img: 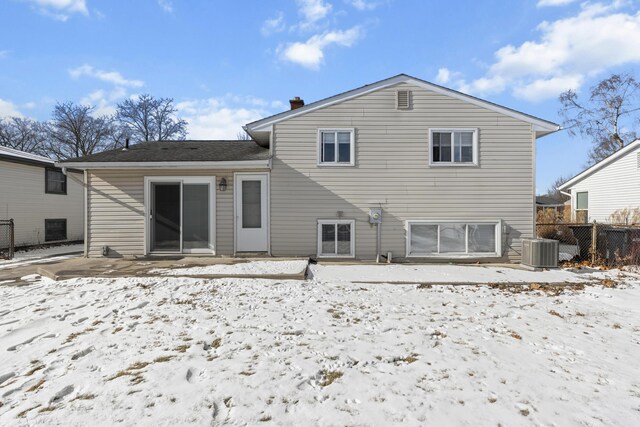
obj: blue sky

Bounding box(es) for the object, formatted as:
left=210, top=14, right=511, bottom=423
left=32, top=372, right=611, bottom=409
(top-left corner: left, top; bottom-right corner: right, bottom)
left=1, top=0, right=639, bottom=193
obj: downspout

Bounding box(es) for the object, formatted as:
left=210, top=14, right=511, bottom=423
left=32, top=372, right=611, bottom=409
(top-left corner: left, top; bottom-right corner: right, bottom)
left=83, top=169, right=88, bottom=258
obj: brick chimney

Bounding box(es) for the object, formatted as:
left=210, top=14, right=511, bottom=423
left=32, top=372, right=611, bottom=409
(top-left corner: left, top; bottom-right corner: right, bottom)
left=289, top=96, right=304, bottom=110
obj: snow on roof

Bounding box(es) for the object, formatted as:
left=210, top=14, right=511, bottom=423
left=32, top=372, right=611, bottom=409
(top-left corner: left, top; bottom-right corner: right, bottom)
left=0, top=145, right=55, bottom=166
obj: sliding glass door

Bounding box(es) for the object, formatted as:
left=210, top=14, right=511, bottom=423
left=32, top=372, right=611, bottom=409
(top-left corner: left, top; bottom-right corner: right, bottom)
left=147, top=177, right=215, bottom=254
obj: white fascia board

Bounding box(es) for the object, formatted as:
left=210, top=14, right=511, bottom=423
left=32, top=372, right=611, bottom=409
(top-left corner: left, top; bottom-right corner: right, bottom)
left=246, top=74, right=560, bottom=133
left=558, top=139, right=640, bottom=191
left=55, top=159, right=272, bottom=170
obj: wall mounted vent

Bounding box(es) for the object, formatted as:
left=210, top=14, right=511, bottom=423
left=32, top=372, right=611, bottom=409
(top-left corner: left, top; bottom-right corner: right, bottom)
left=396, top=90, right=411, bottom=109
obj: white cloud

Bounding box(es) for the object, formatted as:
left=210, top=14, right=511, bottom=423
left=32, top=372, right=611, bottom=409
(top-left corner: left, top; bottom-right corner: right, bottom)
left=79, top=88, right=130, bottom=116
left=0, top=99, right=24, bottom=118
left=448, top=2, right=640, bottom=101
left=22, top=0, right=88, bottom=21
left=435, top=67, right=463, bottom=85
left=280, top=26, right=362, bottom=69
left=261, top=12, right=285, bottom=36
left=157, top=0, right=173, bottom=13
left=512, top=75, right=584, bottom=102
left=176, top=96, right=280, bottom=140
left=296, top=0, right=332, bottom=30
left=347, top=0, right=379, bottom=10
left=537, top=0, right=577, bottom=6
left=69, top=64, right=144, bottom=88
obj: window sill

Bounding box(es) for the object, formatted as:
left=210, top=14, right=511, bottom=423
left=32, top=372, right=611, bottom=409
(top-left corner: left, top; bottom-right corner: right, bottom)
left=45, top=191, right=67, bottom=195
left=407, top=252, right=499, bottom=258
left=428, top=163, right=478, bottom=168
left=316, top=163, right=356, bottom=167
left=317, top=254, right=355, bottom=258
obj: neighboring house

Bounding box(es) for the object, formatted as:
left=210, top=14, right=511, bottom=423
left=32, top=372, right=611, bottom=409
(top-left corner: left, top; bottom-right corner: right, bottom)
left=559, top=139, right=640, bottom=224
left=0, top=146, right=84, bottom=247
left=58, top=74, right=560, bottom=262
left=535, top=195, right=566, bottom=217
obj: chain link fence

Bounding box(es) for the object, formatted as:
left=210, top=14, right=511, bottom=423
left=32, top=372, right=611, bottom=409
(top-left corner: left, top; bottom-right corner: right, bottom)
left=0, top=219, right=15, bottom=260
left=536, top=222, right=640, bottom=266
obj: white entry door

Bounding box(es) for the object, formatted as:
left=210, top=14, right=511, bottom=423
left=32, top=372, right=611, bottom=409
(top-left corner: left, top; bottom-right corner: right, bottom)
left=235, top=173, right=269, bottom=252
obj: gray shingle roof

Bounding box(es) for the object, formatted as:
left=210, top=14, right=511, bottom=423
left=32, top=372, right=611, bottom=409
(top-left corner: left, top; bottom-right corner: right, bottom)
left=63, top=140, right=270, bottom=163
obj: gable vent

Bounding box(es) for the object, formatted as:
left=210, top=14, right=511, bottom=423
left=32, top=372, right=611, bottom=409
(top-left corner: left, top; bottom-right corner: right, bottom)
left=396, top=90, right=411, bottom=109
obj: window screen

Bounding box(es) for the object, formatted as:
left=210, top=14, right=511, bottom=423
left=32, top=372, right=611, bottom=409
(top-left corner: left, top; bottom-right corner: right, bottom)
left=319, top=221, right=353, bottom=256
left=242, top=181, right=262, bottom=228
left=410, top=224, right=438, bottom=253
left=432, top=130, right=475, bottom=164
left=45, top=168, right=67, bottom=194
left=45, top=219, right=67, bottom=242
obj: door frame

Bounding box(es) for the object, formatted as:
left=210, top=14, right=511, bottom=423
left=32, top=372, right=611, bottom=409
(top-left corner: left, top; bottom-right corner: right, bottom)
left=233, top=172, right=270, bottom=255
left=143, top=176, right=216, bottom=255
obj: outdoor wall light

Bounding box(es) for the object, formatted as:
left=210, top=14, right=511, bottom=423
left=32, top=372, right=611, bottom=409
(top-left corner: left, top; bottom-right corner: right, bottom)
left=218, top=178, right=227, bottom=192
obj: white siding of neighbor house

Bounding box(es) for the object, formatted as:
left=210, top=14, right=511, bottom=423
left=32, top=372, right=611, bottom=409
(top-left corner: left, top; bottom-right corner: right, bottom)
left=86, top=168, right=267, bottom=257
left=567, top=145, right=640, bottom=223
left=270, top=82, right=536, bottom=262
left=0, top=160, right=84, bottom=246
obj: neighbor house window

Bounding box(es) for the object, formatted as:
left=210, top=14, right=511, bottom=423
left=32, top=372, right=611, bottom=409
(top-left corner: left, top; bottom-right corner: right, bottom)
left=317, top=219, right=355, bottom=257
left=45, top=219, right=67, bottom=242
left=45, top=168, right=67, bottom=194
left=575, top=191, right=588, bottom=223
left=407, top=221, right=501, bottom=257
left=429, top=129, right=478, bottom=165
left=318, top=129, right=355, bottom=166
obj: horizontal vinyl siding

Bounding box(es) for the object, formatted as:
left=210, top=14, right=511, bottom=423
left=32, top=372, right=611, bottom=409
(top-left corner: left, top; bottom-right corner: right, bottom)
left=271, top=82, right=535, bottom=262
left=87, top=168, right=267, bottom=257
left=568, top=146, right=640, bottom=222
left=0, top=161, right=83, bottom=246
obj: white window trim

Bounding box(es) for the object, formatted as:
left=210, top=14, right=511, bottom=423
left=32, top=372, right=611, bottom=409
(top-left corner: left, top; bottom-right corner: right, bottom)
left=574, top=191, right=588, bottom=221
left=317, top=219, right=356, bottom=258
left=405, top=220, right=501, bottom=258
left=143, top=176, right=216, bottom=256
left=317, top=128, right=356, bottom=167
left=428, top=128, right=479, bottom=167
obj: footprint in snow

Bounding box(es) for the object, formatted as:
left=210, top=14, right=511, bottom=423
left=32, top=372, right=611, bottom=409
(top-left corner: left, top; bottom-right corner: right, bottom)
left=129, top=302, right=149, bottom=311
left=50, top=385, right=74, bottom=403
left=7, top=333, right=45, bottom=351
left=71, top=347, right=94, bottom=361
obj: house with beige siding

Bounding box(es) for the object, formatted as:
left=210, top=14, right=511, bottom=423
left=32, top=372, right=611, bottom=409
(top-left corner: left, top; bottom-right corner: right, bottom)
left=58, top=74, right=559, bottom=263
left=559, top=139, right=640, bottom=223
left=0, top=146, right=84, bottom=247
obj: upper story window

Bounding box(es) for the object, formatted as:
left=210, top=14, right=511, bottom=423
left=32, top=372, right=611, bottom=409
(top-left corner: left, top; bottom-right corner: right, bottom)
left=45, top=168, right=67, bottom=195
left=429, top=129, right=478, bottom=166
left=317, top=129, right=355, bottom=166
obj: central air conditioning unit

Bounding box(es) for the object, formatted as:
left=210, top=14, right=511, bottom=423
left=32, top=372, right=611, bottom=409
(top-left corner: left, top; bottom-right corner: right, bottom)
left=521, top=238, right=559, bottom=268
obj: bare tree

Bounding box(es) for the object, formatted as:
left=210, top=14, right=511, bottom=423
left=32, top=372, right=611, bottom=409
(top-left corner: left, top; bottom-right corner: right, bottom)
left=546, top=175, right=572, bottom=202
left=559, top=73, right=640, bottom=164
left=47, top=102, right=116, bottom=160
left=0, top=117, right=49, bottom=155
left=116, top=94, right=187, bottom=142
left=236, top=130, right=252, bottom=140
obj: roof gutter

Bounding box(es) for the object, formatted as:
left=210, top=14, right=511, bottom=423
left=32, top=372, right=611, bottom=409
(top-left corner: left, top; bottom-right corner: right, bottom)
left=55, top=159, right=272, bottom=170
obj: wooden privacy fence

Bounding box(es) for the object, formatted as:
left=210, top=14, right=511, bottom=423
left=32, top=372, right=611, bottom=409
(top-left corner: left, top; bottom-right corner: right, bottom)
left=0, top=219, right=14, bottom=260
left=536, top=221, right=640, bottom=266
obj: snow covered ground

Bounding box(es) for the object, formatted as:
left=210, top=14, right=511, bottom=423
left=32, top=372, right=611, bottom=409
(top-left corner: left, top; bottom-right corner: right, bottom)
left=0, top=267, right=639, bottom=426
left=150, top=260, right=308, bottom=276
left=309, top=263, right=603, bottom=284
left=0, top=244, right=83, bottom=269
